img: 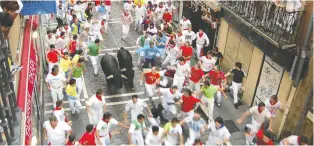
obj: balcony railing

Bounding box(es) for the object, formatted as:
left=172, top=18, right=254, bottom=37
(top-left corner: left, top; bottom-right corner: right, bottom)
left=220, top=1, right=303, bottom=48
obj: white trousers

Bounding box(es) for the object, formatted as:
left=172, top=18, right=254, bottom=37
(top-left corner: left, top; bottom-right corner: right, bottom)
left=100, top=135, right=110, bottom=145
left=162, top=102, right=177, bottom=115
left=48, top=62, right=59, bottom=73
left=131, top=134, right=144, bottom=146
left=89, top=55, right=99, bottom=74
left=161, top=56, right=176, bottom=67
left=68, top=98, right=82, bottom=113
left=73, top=77, right=83, bottom=98
left=177, top=110, right=194, bottom=121
left=135, top=17, right=143, bottom=29
left=51, top=86, right=64, bottom=108
left=231, top=81, right=242, bottom=104
left=122, top=24, right=130, bottom=39
left=185, top=129, right=201, bottom=146
left=145, top=83, right=156, bottom=97
left=106, top=5, right=111, bottom=20
left=196, top=44, right=203, bottom=59
left=91, top=108, right=104, bottom=125
left=189, top=80, right=201, bottom=92
left=212, top=84, right=222, bottom=103
left=173, top=75, right=185, bottom=92
left=202, top=97, right=215, bottom=121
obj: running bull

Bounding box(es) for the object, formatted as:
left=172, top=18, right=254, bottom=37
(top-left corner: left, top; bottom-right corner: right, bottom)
left=117, top=47, right=135, bottom=90
left=100, top=53, right=126, bottom=92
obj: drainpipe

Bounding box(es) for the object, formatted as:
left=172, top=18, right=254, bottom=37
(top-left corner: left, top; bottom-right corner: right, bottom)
left=292, top=13, right=313, bottom=87
left=277, top=11, right=313, bottom=139
left=294, top=88, right=313, bottom=134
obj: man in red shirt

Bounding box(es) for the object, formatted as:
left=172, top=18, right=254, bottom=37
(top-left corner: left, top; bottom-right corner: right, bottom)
left=255, top=128, right=274, bottom=145
left=163, top=9, right=172, bottom=23
left=204, top=65, right=227, bottom=106
left=177, top=89, right=202, bottom=121
left=46, top=44, right=60, bottom=73
left=189, top=64, right=204, bottom=97
left=68, top=34, right=78, bottom=58
left=140, top=66, right=160, bottom=101
left=79, top=124, right=96, bottom=145
left=180, top=41, right=193, bottom=66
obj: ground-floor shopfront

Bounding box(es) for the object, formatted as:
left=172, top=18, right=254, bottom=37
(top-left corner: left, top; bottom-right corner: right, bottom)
left=216, top=18, right=297, bottom=135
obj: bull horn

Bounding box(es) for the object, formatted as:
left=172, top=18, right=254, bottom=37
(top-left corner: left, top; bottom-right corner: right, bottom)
left=106, top=75, right=113, bottom=79
left=121, top=74, right=127, bottom=79
left=121, top=68, right=126, bottom=71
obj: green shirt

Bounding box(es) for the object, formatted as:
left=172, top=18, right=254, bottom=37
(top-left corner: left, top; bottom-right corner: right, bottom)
left=88, top=43, right=100, bottom=56
left=72, top=65, right=84, bottom=78
left=201, top=85, right=218, bottom=99
left=71, top=23, right=78, bottom=35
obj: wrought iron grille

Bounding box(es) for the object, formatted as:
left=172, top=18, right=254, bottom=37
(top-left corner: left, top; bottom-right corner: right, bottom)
left=0, top=22, right=19, bottom=145
left=220, top=1, right=303, bottom=47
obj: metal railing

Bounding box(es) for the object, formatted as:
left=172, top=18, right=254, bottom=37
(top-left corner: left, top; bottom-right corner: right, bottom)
left=0, top=25, right=20, bottom=145
left=220, top=1, right=303, bottom=47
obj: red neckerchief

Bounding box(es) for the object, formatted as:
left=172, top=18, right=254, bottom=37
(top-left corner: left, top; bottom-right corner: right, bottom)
left=269, top=100, right=277, bottom=105
left=193, top=142, right=203, bottom=146
left=52, top=72, right=58, bottom=76
left=159, top=5, right=163, bottom=8
left=54, top=107, right=62, bottom=111
left=124, top=12, right=129, bottom=16
left=102, top=119, right=112, bottom=139
left=77, top=64, right=82, bottom=67
left=297, top=136, right=301, bottom=145
left=206, top=56, right=211, bottom=59
left=64, top=26, right=68, bottom=30
left=199, top=32, right=203, bottom=38
left=184, top=18, right=188, bottom=21
left=258, top=107, right=263, bottom=113
left=101, top=20, right=105, bottom=26
left=180, top=62, right=186, bottom=66
left=170, top=45, right=176, bottom=48
left=96, top=94, right=102, bottom=101
left=48, top=35, right=52, bottom=39
left=170, top=88, right=174, bottom=94
left=178, top=33, right=182, bottom=37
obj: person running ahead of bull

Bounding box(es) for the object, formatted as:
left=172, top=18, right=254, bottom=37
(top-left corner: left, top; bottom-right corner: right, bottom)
left=135, top=41, right=163, bottom=69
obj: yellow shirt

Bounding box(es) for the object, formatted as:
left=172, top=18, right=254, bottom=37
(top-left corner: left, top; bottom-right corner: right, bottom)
left=72, top=54, right=80, bottom=64
left=134, top=0, right=146, bottom=5
left=66, top=84, right=77, bottom=97
left=8, top=58, right=12, bottom=69
left=59, top=58, right=72, bottom=72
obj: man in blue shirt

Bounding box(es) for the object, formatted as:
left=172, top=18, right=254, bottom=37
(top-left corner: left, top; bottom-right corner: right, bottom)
left=155, top=32, right=167, bottom=58
left=136, top=42, right=162, bottom=68
left=98, top=2, right=107, bottom=20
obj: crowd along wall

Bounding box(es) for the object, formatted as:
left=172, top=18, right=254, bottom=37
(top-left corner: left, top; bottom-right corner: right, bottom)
left=216, top=18, right=295, bottom=134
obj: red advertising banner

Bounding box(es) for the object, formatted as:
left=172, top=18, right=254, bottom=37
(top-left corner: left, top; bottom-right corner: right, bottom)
left=17, top=16, right=37, bottom=145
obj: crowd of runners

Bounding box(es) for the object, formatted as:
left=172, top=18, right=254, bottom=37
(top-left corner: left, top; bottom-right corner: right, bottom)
left=42, top=0, right=310, bottom=145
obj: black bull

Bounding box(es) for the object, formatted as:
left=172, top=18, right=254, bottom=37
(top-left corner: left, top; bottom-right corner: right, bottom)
left=117, top=48, right=135, bottom=90
left=100, top=54, right=124, bottom=92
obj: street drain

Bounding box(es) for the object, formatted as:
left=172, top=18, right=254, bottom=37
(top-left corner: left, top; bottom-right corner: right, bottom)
left=223, top=120, right=240, bottom=133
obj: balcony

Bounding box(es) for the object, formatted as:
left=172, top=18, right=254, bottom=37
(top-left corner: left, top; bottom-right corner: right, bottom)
left=220, top=1, right=304, bottom=49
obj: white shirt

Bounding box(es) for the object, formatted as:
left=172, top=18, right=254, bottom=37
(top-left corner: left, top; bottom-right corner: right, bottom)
left=145, top=127, right=164, bottom=145
left=166, top=46, right=179, bottom=59
left=165, top=4, right=176, bottom=12
left=160, top=88, right=181, bottom=104
left=183, top=30, right=196, bottom=43
left=200, top=56, right=216, bottom=72
left=121, top=14, right=133, bottom=25
left=44, top=35, right=56, bottom=49
left=62, top=27, right=72, bottom=38
left=135, top=6, right=146, bottom=18
left=265, top=99, right=281, bottom=117
left=249, top=106, right=271, bottom=123
left=180, top=19, right=191, bottom=30
left=128, top=120, right=146, bottom=136
left=155, top=6, right=166, bottom=20
left=196, top=32, right=209, bottom=46
left=43, top=121, right=71, bottom=145
left=175, top=62, right=190, bottom=77
left=53, top=108, right=65, bottom=122
left=164, top=123, right=182, bottom=142
left=207, top=122, right=231, bottom=143
left=45, top=73, right=66, bottom=89
left=280, top=135, right=300, bottom=145
left=147, top=27, right=158, bottom=36
left=124, top=2, right=134, bottom=12
left=96, top=118, right=119, bottom=137
left=125, top=99, right=148, bottom=119
left=88, top=95, right=106, bottom=112
left=55, top=37, right=67, bottom=50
